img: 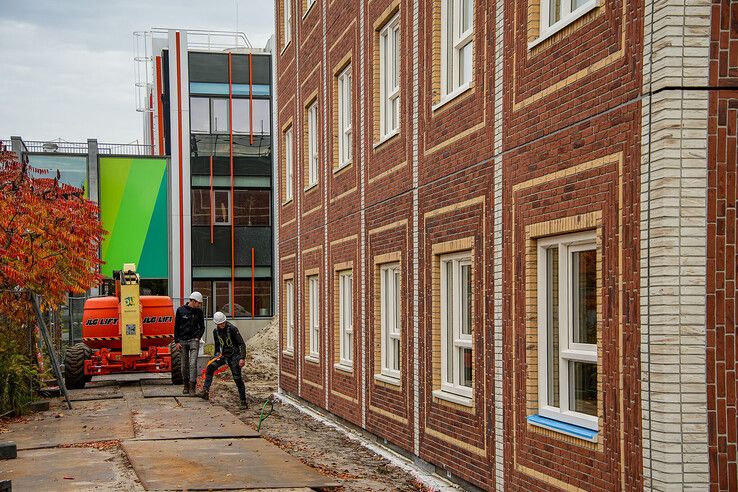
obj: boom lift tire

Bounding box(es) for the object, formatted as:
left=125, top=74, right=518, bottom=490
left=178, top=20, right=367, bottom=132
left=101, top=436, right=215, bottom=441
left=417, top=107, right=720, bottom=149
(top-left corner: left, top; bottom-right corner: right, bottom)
left=169, top=342, right=183, bottom=385
left=64, top=343, right=89, bottom=389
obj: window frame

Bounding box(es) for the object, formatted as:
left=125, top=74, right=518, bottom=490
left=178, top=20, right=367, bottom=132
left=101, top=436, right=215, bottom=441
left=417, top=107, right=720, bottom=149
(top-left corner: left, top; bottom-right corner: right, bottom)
left=337, top=64, right=353, bottom=168
left=212, top=189, right=231, bottom=226
left=338, top=271, right=353, bottom=367
left=535, top=0, right=599, bottom=47
left=285, top=280, right=294, bottom=353
left=379, top=13, right=400, bottom=140
left=536, top=230, right=598, bottom=430
left=212, top=280, right=232, bottom=317
left=439, top=251, right=473, bottom=399
left=306, top=102, right=319, bottom=187
left=283, top=0, right=292, bottom=47
left=308, top=275, right=320, bottom=358
left=379, top=263, right=401, bottom=380
left=440, top=0, right=474, bottom=100
left=284, top=126, right=293, bottom=201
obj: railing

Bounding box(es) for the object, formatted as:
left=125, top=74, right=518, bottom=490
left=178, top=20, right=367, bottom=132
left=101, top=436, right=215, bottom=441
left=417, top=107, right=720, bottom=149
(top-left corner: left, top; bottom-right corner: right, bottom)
left=18, top=140, right=153, bottom=156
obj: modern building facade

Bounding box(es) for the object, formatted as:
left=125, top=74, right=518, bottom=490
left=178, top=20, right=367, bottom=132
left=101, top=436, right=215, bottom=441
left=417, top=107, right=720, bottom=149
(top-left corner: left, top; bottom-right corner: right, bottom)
left=138, top=29, right=275, bottom=325
left=274, top=1, right=736, bottom=490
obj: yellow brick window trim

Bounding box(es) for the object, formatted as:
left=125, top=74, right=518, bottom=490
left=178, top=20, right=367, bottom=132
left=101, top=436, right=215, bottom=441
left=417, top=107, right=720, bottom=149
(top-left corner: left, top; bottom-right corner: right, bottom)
left=372, top=0, right=401, bottom=148
left=332, top=51, right=353, bottom=173
left=304, top=267, right=320, bottom=363
left=282, top=272, right=295, bottom=358
left=524, top=212, right=604, bottom=451
left=430, top=237, right=476, bottom=414
left=373, top=252, right=403, bottom=388
left=333, top=261, right=354, bottom=374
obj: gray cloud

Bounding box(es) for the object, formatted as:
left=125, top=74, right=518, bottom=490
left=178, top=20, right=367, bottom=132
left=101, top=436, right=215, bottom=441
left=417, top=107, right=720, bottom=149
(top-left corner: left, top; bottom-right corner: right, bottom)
left=0, top=0, right=274, bottom=143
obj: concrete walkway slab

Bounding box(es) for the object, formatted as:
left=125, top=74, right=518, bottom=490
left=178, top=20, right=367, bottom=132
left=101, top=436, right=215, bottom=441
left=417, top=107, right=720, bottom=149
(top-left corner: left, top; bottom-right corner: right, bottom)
left=131, top=403, right=259, bottom=440
left=122, top=438, right=339, bottom=490
left=140, top=384, right=194, bottom=398
left=0, top=447, right=120, bottom=490
left=68, top=385, right=123, bottom=401
left=7, top=399, right=134, bottom=450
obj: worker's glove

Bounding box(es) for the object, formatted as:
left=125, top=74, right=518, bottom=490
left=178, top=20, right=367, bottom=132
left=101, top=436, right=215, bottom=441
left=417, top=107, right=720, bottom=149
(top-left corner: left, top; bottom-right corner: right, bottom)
left=175, top=342, right=181, bottom=350
left=239, top=359, right=245, bottom=368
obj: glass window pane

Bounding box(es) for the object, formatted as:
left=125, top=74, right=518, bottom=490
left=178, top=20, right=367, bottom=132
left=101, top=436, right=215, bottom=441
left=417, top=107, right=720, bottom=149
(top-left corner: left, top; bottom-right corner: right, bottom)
left=460, top=43, right=472, bottom=86
left=461, top=263, right=471, bottom=335
left=191, top=189, right=211, bottom=226
left=233, top=189, right=270, bottom=226
left=213, top=190, right=229, bottom=224
left=191, top=97, right=210, bottom=133
left=252, top=99, right=271, bottom=135
left=462, top=0, right=473, bottom=32
left=572, top=249, right=597, bottom=345
left=549, top=0, right=561, bottom=25
left=572, top=0, right=588, bottom=10
left=460, top=347, right=472, bottom=387
left=445, top=261, right=454, bottom=383
left=211, top=98, right=229, bottom=133
left=546, top=247, right=560, bottom=408
left=570, top=361, right=597, bottom=416
left=392, top=338, right=400, bottom=371
left=214, top=281, right=230, bottom=315
left=192, top=280, right=212, bottom=317
left=394, top=270, right=401, bottom=334
left=232, top=99, right=250, bottom=134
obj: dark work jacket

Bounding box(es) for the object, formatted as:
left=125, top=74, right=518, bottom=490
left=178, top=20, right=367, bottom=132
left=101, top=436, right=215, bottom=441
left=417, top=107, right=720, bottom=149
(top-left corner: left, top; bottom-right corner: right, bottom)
left=173, top=304, right=205, bottom=342
left=213, top=323, right=246, bottom=359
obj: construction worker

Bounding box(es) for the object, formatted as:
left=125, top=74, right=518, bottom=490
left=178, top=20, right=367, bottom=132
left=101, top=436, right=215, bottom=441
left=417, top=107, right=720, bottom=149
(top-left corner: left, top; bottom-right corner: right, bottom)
left=197, top=311, right=248, bottom=409
left=174, top=291, right=205, bottom=395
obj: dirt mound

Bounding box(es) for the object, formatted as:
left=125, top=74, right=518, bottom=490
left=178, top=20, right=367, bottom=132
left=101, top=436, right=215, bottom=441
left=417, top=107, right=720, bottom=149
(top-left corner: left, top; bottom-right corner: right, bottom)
left=243, top=317, right=278, bottom=397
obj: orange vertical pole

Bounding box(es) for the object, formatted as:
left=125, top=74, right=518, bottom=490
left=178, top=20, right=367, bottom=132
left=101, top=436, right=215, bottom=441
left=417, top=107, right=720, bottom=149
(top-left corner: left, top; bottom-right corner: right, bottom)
left=209, top=156, right=213, bottom=244
left=249, top=53, right=253, bottom=145
left=229, top=53, right=235, bottom=315
left=251, top=247, right=255, bottom=319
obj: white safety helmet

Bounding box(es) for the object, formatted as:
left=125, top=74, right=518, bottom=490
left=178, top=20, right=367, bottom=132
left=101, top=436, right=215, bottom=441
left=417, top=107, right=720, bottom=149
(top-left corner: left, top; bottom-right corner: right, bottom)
left=189, top=291, right=203, bottom=303
left=213, top=311, right=227, bottom=325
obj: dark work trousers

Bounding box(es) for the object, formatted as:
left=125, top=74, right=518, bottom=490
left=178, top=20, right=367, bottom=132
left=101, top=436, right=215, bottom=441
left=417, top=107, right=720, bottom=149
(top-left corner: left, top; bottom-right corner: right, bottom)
left=203, top=354, right=246, bottom=401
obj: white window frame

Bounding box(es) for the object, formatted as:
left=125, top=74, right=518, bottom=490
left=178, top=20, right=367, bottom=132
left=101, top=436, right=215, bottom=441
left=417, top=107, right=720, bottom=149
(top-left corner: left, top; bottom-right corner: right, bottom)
left=379, top=14, right=400, bottom=140
left=212, top=189, right=231, bottom=226
left=534, top=0, right=599, bottom=48
left=537, top=230, right=598, bottom=430
left=307, top=102, right=319, bottom=187
left=285, top=280, right=294, bottom=353
left=337, top=65, right=353, bottom=168
left=380, top=263, right=401, bottom=380
left=440, top=0, right=474, bottom=100
left=439, top=252, right=473, bottom=399
left=338, top=271, right=353, bottom=367
left=284, top=127, right=293, bottom=201
left=308, top=275, right=319, bottom=358
left=212, top=280, right=232, bottom=316
left=283, top=0, right=292, bottom=47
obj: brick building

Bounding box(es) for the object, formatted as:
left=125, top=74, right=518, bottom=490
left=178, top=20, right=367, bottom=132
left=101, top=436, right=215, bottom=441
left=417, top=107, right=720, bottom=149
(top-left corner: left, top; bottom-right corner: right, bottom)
left=273, top=0, right=737, bottom=490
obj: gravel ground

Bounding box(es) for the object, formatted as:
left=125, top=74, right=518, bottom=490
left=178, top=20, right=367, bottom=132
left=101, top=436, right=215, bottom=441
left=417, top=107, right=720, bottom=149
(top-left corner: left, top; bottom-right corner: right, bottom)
left=204, top=319, right=433, bottom=492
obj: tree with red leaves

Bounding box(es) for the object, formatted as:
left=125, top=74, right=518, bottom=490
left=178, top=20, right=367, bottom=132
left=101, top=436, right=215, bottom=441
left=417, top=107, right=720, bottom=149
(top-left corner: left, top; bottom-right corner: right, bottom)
left=0, top=147, right=104, bottom=323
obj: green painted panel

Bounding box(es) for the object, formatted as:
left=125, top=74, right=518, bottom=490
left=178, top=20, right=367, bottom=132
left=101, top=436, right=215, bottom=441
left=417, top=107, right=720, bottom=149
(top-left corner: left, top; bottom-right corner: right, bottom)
left=99, top=157, right=168, bottom=278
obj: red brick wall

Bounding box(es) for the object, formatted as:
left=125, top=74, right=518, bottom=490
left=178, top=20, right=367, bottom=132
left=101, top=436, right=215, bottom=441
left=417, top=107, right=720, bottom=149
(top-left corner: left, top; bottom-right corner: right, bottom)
left=707, top=2, right=738, bottom=489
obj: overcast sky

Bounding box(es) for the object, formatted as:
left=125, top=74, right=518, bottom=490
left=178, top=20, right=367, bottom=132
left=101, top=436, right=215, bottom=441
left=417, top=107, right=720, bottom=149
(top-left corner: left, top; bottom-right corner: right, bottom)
left=0, top=0, right=274, bottom=144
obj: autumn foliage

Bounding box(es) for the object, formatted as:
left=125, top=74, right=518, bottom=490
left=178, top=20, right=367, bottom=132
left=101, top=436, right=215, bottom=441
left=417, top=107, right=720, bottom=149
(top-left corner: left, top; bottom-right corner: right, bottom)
left=0, top=147, right=104, bottom=322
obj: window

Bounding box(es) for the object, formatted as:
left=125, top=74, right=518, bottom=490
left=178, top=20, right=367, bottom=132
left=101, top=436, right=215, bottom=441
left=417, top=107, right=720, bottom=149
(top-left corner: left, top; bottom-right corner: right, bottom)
left=191, top=97, right=211, bottom=133
left=191, top=189, right=211, bottom=226
left=379, top=14, right=400, bottom=139
left=537, top=231, right=598, bottom=430
left=337, top=65, right=353, bottom=167
left=233, top=189, right=270, bottom=226
left=233, top=99, right=271, bottom=135
left=285, top=280, right=294, bottom=352
left=380, top=263, right=401, bottom=379
left=284, top=127, right=293, bottom=200
left=307, top=0, right=315, bottom=9
left=338, top=271, right=353, bottom=366
left=539, top=0, right=596, bottom=40
left=306, top=102, right=318, bottom=187
left=440, top=252, right=473, bottom=399
left=212, top=189, right=230, bottom=225
left=440, top=0, right=474, bottom=98
left=213, top=280, right=232, bottom=315
left=308, top=275, right=319, bottom=358
left=283, top=0, right=292, bottom=46
left=211, top=98, right=230, bottom=134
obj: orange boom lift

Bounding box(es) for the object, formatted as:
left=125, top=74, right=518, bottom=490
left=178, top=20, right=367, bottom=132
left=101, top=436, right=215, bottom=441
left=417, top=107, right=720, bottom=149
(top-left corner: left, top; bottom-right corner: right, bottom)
left=63, top=264, right=182, bottom=389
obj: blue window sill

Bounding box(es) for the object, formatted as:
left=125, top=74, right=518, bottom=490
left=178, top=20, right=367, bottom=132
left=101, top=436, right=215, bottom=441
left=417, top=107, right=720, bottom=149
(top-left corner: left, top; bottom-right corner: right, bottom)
left=527, top=414, right=598, bottom=442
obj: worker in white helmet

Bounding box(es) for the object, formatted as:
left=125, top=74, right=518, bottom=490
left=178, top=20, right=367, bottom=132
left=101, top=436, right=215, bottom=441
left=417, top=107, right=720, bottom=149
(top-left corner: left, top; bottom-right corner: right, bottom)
left=174, top=291, right=205, bottom=395
left=197, top=311, right=248, bottom=409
